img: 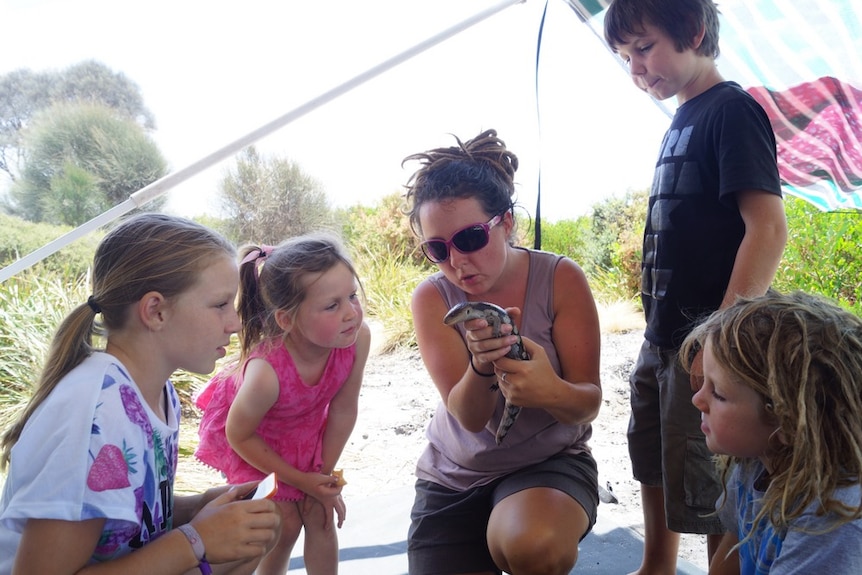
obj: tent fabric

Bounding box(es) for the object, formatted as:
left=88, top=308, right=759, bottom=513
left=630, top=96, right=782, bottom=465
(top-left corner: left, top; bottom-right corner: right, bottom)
left=562, top=0, right=862, bottom=212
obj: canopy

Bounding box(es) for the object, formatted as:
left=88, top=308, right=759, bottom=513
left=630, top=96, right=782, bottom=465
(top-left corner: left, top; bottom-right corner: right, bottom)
left=563, top=0, right=862, bottom=211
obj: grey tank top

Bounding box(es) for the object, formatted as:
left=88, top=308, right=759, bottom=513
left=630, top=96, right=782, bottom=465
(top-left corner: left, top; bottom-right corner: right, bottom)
left=415, top=248, right=593, bottom=491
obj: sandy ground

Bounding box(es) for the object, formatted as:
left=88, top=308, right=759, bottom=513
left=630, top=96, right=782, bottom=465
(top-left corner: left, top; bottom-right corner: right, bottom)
left=176, top=319, right=709, bottom=572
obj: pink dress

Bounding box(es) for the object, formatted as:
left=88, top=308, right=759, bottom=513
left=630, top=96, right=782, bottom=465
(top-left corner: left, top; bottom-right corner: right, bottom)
left=195, top=340, right=357, bottom=501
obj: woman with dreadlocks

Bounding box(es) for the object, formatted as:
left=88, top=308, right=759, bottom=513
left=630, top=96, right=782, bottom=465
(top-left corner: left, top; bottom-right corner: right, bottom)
left=403, top=129, right=602, bottom=575
left=683, top=291, right=862, bottom=574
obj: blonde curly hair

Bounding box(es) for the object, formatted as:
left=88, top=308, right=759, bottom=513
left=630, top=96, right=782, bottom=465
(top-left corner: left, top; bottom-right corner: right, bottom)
left=680, top=290, right=862, bottom=535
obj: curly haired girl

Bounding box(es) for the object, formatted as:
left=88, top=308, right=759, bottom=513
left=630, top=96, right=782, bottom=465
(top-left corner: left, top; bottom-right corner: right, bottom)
left=682, top=290, right=862, bottom=574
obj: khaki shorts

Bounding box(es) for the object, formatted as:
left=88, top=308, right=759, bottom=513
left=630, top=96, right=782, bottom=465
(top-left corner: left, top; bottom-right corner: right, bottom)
left=627, top=339, right=723, bottom=534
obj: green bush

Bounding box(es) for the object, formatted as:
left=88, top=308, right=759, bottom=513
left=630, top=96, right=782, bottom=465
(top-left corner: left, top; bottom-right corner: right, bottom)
left=774, top=196, right=862, bottom=314
left=0, top=213, right=100, bottom=280
left=539, top=190, right=647, bottom=305
left=536, top=217, right=592, bottom=265
left=353, top=244, right=426, bottom=352
left=341, top=193, right=428, bottom=352
left=340, top=192, right=424, bottom=265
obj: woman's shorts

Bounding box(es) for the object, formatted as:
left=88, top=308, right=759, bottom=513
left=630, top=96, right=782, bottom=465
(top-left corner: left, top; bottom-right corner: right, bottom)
left=407, top=451, right=599, bottom=575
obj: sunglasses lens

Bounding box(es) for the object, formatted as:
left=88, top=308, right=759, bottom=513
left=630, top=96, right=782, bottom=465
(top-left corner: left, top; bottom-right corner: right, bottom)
left=452, top=225, right=489, bottom=253
left=422, top=241, right=449, bottom=263
left=421, top=220, right=495, bottom=263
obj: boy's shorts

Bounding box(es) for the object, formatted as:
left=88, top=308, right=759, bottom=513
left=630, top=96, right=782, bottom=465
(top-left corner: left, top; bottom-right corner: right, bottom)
left=407, top=451, right=599, bottom=575
left=627, top=339, right=723, bottom=534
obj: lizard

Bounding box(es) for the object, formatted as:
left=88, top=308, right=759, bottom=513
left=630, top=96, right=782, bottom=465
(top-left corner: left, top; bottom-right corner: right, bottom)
left=443, top=301, right=530, bottom=445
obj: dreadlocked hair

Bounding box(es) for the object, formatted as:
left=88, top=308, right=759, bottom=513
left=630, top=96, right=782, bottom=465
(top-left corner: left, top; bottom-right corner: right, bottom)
left=402, top=129, right=518, bottom=236
left=680, top=290, right=862, bottom=537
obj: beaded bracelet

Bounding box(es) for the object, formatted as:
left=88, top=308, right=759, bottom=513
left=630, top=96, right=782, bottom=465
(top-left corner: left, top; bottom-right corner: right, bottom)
left=469, top=355, right=495, bottom=377
left=177, top=524, right=213, bottom=575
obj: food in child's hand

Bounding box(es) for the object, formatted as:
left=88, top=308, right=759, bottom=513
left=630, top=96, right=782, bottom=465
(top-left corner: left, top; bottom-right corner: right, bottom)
left=332, top=469, right=347, bottom=487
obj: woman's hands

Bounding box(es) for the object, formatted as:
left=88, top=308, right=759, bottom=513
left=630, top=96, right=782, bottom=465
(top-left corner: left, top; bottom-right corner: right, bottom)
left=464, top=305, right=601, bottom=426
left=461, top=307, right=521, bottom=373
left=461, top=307, right=552, bottom=403
left=492, top=336, right=558, bottom=408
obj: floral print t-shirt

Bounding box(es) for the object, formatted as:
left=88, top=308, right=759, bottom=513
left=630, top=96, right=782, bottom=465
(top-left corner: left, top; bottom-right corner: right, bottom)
left=0, top=352, right=179, bottom=570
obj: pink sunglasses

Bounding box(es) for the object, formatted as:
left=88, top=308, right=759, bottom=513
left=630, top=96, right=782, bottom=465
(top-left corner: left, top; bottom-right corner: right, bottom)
left=420, top=213, right=504, bottom=264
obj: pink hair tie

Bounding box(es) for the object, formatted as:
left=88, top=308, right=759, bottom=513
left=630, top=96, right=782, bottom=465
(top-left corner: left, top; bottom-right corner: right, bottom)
left=240, top=245, right=276, bottom=266
left=239, top=245, right=276, bottom=279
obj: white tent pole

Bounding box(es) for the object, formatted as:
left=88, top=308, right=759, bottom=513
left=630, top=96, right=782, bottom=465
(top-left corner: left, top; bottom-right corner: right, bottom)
left=0, top=0, right=526, bottom=283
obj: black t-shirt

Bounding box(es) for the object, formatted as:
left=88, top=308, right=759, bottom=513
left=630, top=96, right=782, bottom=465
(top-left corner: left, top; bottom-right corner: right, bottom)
left=641, top=81, right=782, bottom=348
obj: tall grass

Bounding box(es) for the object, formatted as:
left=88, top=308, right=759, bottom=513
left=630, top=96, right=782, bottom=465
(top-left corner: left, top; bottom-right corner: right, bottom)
left=341, top=192, right=429, bottom=352
left=353, top=241, right=427, bottom=353
left=0, top=272, right=89, bottom=431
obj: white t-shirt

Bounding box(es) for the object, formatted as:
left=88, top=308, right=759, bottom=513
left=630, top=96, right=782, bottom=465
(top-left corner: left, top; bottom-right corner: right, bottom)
left=0, top=352, right=180, bottom=572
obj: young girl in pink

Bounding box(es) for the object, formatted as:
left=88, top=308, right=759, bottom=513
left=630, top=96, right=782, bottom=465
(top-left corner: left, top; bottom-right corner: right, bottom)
left=196, top=233, right=370, bottom=575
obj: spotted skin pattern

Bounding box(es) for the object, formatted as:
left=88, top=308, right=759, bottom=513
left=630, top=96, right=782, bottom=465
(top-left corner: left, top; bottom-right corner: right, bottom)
left=443, top=301, right=529, bottom=444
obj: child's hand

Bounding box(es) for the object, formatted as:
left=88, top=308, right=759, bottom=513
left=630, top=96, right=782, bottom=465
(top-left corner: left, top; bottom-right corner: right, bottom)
left=302, top=492, right=347, bottom=530
left=300, top=472, right=347, bottom=529
left=188, top=483, right=281, bottom=564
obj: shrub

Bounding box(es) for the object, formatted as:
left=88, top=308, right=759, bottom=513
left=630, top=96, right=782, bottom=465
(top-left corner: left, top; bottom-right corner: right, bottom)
left=535, top=216, right=592, bottom=265
left=3, top=193, right=860, bottom=427
left=0, top=213, right=100, bottom=280
left=341, top=192, right=428, bottom=351
left=774, top=196, right=862, bottom=314
left=538, top=190, right=646, bottom=305
left=340, top=192, right=424, bottom=265
left=353, top=245, right=426, bottom=352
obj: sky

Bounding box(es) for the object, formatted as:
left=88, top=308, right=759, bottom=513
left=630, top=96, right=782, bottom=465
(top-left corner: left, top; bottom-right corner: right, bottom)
left=0, top=0, right=671, bottom=224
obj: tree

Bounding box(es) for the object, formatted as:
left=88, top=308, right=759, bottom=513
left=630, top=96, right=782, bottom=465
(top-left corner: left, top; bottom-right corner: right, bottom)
left=7, top=102, right=167, bottom=225
left=587, top=189, right=647, bottom=268
left=42, top=162, right=103, bottom=227
left=219, top=146, right=334, bottom=244
left=0, top=69, right=52, bottom=183
left=0, top=60, right=154, bottom=182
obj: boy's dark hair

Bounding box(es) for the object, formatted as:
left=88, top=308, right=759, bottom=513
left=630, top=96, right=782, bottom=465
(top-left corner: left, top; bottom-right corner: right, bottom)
left=604, top=0, right=720, bottom=59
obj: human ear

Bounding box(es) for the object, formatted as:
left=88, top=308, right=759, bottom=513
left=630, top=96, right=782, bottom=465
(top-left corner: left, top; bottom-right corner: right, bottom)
left=139, top=291, right=168, bottom=331
left=274, top=308, right=294, bottom=333
left=502, top=211, right=515, bottom=239
left=691, top=23, right=706, bottom=51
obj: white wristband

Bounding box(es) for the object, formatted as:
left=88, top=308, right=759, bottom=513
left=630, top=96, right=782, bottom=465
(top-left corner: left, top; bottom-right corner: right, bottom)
left=177, top=523, right=212, bottom=574
left=177, top=524, right=205, bottom=560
